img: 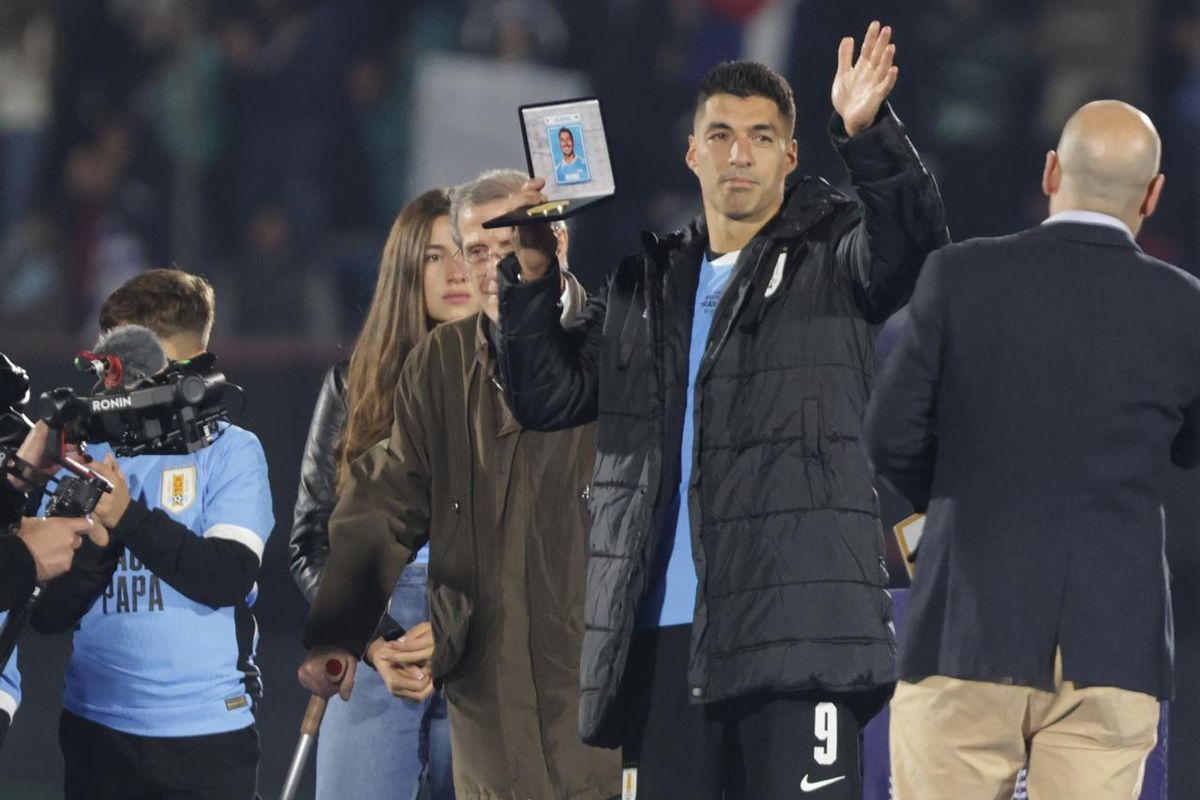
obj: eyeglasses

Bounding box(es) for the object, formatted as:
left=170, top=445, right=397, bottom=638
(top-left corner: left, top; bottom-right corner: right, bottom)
left=455, top=233, right=516, bottom=267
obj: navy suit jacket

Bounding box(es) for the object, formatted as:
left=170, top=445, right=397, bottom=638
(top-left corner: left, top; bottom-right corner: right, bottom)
left=864, top=221, right=1200, bottom=699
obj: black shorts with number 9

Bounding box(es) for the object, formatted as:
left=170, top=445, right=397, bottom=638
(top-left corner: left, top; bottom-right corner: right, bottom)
left=619, top=625, right=888, bottom=799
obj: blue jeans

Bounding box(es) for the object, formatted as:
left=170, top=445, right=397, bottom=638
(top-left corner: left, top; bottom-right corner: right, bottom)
left=315, top=565, right=454, bottom=799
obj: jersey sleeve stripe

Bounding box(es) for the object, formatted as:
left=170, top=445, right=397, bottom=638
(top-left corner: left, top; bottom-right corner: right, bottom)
left=203, top=524, right=265, bottom=562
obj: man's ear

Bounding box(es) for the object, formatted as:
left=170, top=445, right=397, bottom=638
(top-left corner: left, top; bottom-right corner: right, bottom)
left=1141, top=173, right=1165, bottom=219
left=685, top=134, right=698, bottom=177
left=1041, top=150, right=1060, bottom=198
left=786, top=138, right=798, bottom=175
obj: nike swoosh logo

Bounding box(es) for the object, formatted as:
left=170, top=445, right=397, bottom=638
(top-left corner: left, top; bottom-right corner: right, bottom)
left=800, top=774, right=846, bottom=792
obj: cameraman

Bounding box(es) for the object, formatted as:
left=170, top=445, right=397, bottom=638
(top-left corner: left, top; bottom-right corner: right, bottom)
left=0, top=418, right=99, bottom=750
left=0, top=357, right=99, bottom=609
left=32, top=269, right=273, bottom=800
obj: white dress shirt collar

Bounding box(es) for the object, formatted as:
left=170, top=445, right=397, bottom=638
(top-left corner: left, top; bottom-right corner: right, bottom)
left=1042, top=209, right=1134, bottom=239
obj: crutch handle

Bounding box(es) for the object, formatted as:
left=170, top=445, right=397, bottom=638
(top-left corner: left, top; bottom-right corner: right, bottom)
left=299, top=694, right=327, bottom=737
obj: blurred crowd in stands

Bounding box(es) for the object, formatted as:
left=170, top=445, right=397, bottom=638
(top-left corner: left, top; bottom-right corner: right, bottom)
left=0, top=0, right=1196, bottom=340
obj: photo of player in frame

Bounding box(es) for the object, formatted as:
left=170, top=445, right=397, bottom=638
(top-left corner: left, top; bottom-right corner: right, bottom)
left=550, top=123, right=591, bottom=185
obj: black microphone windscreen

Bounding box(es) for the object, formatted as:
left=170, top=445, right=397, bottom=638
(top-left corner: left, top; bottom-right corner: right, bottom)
left=92, top=325, right=169, bottom=385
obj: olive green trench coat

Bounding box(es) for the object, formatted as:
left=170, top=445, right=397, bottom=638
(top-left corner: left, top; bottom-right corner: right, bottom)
left=306, top=313, right=618, bottom=800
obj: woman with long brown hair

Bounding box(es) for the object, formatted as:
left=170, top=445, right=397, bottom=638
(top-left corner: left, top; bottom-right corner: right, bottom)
left=290, top=188, right=474, bottom=799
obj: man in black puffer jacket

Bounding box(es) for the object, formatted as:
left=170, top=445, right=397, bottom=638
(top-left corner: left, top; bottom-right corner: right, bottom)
left=495, top=25, right=948, bottom=800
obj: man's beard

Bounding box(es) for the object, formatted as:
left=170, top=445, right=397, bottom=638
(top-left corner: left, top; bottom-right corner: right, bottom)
left=719, top=192, right=761, bottom=221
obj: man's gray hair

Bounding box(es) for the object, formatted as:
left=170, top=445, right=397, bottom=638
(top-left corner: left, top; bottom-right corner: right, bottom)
left=449, top=169, right=528, bottom=246
left=448, top=168, right=568, bottom=246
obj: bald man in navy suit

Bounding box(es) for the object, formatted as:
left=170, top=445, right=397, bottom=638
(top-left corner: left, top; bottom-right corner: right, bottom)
left=865, top=101, right=1200, bottom=799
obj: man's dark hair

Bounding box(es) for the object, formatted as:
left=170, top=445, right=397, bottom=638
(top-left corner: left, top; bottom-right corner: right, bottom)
left=695, top=60, right=796, bottom=134
left=558, top=127, right=574, bottom=142
left=99, top=268, right=216, bottom=345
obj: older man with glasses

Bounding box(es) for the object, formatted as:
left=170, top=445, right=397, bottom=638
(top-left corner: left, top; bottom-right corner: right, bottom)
left=456, top=209, right=578, bottom=327
left=300, top=170, right=616, bottom=799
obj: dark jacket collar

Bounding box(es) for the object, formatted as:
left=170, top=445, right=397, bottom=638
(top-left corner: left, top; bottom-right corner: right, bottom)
left=645, top=175, right=854, bottom=271
left=756, top=175, right=855, bottom=241
left=1036, top=220, right=1141, bottom=252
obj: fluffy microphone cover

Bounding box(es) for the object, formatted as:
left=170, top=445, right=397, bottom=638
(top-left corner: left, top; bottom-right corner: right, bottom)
left=93, top=325, right=169, bottom=385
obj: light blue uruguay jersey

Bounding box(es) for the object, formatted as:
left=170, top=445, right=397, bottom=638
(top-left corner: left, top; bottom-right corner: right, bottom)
left=63, top=424, right=273, bottom=737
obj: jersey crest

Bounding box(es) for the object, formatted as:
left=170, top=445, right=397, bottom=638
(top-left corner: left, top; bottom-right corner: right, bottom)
left=160, top=467, right=197, bottom=513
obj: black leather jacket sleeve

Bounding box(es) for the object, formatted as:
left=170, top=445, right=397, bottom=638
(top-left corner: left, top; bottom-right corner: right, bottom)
left=290, top=363, right=348, bottom=605
left=290, top=363, right=403, bottom=644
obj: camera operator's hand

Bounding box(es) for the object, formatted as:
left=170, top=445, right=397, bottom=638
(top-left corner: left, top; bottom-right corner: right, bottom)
left=298, top=647, right=357, bottom=701
left=8, top=421, right=91, bottom=493
left=88, top=455, right=131, bottom=530
left=17, top=516, right=90, bottom=581
left=367, top=622, right=435, bottom=701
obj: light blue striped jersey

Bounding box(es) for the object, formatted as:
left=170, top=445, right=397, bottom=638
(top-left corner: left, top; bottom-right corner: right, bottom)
left=63, top=424, right=273, bottom=736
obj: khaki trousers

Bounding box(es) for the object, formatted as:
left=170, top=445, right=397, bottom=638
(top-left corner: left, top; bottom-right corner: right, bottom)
left=889, top=655, right=1159, bottom=800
